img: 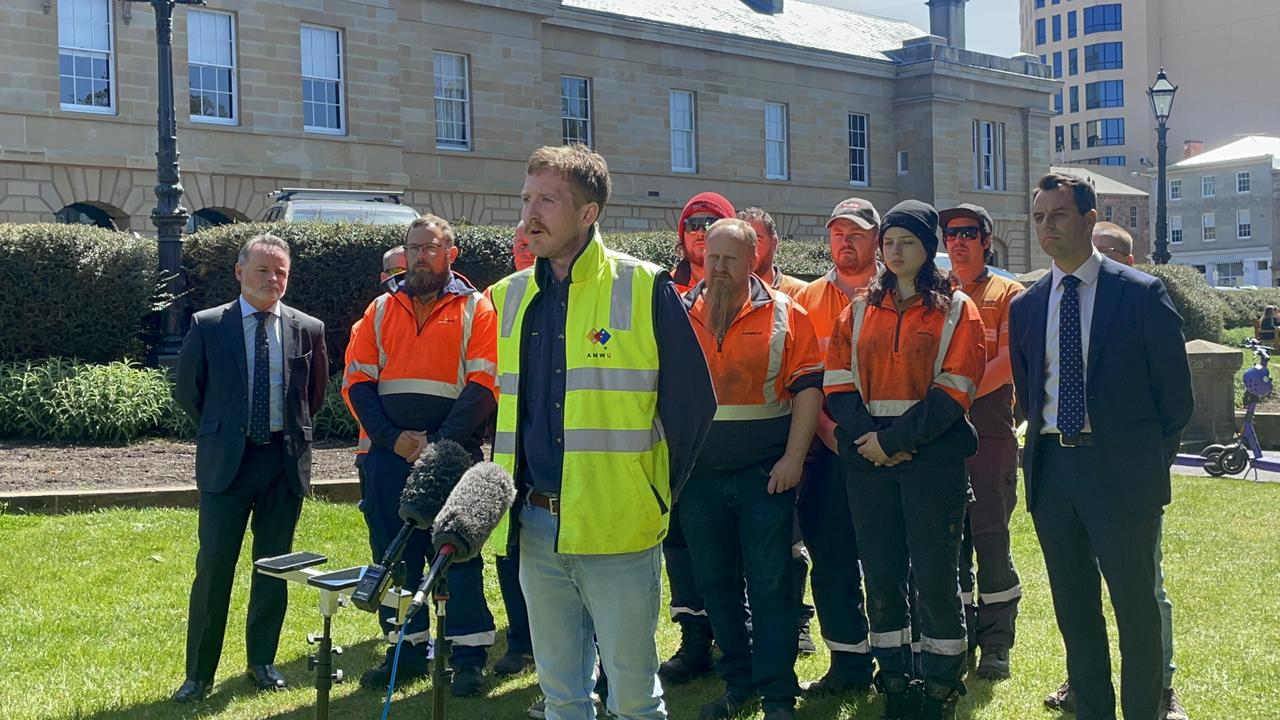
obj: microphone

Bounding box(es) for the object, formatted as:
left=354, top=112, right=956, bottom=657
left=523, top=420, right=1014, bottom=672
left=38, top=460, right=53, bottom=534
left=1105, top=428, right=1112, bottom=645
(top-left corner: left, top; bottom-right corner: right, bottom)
left=350, top=439, right=472, bottom=612
left=404, top=462, right=516, bottom=619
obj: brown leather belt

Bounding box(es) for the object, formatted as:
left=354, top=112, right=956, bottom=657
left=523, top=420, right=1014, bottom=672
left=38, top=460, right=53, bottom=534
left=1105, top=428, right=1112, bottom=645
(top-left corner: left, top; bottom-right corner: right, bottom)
left=527, top=491, right=560, bottom=515
left=1045, top=433, right=1094, bottom=448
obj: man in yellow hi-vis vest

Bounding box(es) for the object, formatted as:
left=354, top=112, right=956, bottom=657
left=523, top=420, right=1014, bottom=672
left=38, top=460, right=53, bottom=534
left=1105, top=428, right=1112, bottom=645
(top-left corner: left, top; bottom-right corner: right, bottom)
left=489, top=145, right=715, bottom=720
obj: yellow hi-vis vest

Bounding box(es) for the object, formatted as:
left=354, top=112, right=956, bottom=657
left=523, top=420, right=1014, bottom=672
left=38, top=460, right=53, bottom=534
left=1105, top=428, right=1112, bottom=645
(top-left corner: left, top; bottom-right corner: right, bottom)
left=489, top=227, right=670, bottom=555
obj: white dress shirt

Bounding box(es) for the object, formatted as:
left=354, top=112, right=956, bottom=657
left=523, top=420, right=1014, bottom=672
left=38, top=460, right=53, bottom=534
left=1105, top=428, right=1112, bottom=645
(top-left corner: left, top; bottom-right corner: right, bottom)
left=239, top=296, right=285, bottom=432
left=1041, top=248, right=1104, bottom=435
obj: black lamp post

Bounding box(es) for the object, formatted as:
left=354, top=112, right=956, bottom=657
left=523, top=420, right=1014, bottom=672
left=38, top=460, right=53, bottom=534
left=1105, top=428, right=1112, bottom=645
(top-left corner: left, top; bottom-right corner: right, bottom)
left=1148, top=67, right=1178, bottom=265
left=127, top=0, right=204, bottom=362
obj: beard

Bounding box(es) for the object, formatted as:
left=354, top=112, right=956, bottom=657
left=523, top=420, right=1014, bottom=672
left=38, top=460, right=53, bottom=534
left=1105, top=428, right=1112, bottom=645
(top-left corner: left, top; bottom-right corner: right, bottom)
left=836, top=245, right=876, bottom=274
left=405, top=265, right=449, bottom=297
left=704, top=275, right=743, bottom=338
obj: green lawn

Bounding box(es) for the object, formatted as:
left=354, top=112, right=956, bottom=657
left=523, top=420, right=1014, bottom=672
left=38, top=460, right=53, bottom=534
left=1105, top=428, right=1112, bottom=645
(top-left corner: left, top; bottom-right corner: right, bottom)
left=1, top=475, right=1277, bottom=720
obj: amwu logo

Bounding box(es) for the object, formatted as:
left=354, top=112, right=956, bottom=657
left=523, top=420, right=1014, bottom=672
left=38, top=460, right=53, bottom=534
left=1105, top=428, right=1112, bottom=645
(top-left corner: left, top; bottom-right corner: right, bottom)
left=586, top=328, right=613, bottom=358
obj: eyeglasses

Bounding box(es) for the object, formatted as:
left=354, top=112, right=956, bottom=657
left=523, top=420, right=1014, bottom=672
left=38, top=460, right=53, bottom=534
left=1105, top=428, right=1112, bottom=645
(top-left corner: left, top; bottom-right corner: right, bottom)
left=683, top=217, right=715, bottom=234
left=942, top=227, right=982, bottom=241
left=406, top=242, right=447, bottom=256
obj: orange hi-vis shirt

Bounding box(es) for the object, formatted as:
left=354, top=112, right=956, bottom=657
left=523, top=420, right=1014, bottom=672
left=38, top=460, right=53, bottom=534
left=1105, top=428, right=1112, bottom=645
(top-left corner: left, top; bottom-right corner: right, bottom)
left=959, top=269, right=1023, bottom=364
left=791, top=268, right=862, bottom=357
left=342, top=272, right=497, bottom=456
left=343, top=317, right=372, bottom=456
left=762, top=265, right=809, bottom=298
left=684, top=277, right=824, bottom=470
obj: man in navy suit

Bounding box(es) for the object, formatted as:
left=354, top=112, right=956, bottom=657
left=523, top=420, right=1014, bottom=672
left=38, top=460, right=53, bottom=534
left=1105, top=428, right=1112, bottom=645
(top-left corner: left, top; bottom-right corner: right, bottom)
left=1009, top=173, right=1193, bottom=720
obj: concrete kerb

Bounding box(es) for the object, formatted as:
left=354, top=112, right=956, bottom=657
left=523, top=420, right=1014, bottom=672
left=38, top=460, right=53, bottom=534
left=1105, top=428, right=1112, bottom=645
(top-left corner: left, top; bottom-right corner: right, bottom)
left=0, top=478, right=362, bottom=515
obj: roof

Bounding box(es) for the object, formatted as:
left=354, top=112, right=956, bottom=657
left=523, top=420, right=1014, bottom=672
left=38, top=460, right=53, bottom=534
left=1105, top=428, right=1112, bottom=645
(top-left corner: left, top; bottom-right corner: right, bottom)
left=560, top=0, right=926, bottom=63
left=1050, top=166, right=1148, bottom=197
left=1173, top=136, right=1280, bottom=170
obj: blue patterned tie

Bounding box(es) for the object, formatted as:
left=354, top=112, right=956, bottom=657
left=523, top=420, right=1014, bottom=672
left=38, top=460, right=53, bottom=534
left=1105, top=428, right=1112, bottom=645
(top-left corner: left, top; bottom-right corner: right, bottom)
left=249, top=311, right=271, bottom=445
left=1058, top=275, right=1085, bottom=437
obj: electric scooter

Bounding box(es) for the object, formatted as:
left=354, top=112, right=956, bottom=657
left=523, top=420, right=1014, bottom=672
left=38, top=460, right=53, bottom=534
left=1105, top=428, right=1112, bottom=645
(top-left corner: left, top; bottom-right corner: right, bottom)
left=1197, top=339, right=1280, bottom=479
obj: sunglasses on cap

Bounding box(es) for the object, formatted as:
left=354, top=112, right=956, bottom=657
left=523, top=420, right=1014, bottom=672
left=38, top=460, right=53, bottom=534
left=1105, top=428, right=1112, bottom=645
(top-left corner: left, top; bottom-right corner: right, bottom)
left=942, top=227, right=982, bottom=241
left=683, top=217, right=716, bottom=234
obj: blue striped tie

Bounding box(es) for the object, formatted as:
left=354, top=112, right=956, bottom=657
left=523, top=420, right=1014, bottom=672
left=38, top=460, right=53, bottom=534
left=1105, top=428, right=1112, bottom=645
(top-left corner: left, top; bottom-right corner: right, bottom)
left=1058, top=275, right=1085, bottom=437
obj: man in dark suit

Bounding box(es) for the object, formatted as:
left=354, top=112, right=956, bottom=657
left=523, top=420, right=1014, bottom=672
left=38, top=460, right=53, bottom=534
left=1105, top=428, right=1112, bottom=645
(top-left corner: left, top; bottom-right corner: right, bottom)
left=1009, top=173, right=1193, bottom=720
left=172, top=233, right=328, bottom=703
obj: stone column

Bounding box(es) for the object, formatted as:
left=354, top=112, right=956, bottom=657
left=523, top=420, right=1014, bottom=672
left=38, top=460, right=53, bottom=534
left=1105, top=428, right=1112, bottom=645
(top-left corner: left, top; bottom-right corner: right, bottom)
left=1183, top=339, right=1244, bottom=450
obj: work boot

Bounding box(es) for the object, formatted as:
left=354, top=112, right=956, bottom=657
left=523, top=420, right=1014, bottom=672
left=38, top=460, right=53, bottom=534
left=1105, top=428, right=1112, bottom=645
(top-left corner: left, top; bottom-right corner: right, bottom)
left=974, top=647, right=1011, bottom=680
left=877, top=673, right=920, bottom=720
left=698, top=688, right=758, bottom=720
left=1161, top=687, right=1190, bottom=720
left=493, top=650, right=535, bottom=677
left=450, top=665, right=486, bottom=697
left=800, top=651, right=874, bottom=696
left=797, top=624, right=817, bottom=655
left=527, top=698, right=546, bottom=719
left=359, top=648, right=430, bottom=689
left=1044, top=679, right=1075, bottom=712
left=920, top=681, right=963, bottom=720
left=659, top=619, right=713, bottom=684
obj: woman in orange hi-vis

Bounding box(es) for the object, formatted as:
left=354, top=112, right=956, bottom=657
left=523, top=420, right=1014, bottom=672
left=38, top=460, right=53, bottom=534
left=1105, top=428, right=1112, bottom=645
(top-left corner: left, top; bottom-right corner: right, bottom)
left=823, top=200, right=987, bottom=720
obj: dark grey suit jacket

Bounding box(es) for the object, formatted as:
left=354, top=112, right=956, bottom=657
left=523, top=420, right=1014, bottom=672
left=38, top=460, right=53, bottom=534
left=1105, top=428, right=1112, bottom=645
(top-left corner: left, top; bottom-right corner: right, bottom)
left=174, top=300, right=328, bottom=495
left=1009, top=258, right=1194, bottom=513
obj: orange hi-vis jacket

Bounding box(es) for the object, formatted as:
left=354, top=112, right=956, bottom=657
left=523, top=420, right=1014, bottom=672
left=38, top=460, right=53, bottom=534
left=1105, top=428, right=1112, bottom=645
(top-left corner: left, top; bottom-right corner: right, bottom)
left=792, top=269, right=861, bottom=357
left=684, top=276, right=824, bottom=470
left=960, top=269, right=1023, bottom=364
left=823, top=288, right=986, bottom=461
left=342, top=317, right=372, bottom=456
left=342, top=272, right=498, bottom=458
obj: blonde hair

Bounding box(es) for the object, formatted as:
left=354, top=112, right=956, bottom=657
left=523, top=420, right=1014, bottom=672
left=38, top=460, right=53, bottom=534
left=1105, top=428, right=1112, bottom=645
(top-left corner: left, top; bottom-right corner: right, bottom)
left=526, top=144, right=611, bottom=210
left=706, top=218, right=757, bottom=249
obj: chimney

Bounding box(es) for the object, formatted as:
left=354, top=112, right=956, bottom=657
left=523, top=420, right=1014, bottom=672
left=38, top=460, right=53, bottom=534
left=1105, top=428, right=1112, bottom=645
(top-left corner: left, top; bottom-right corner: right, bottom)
left=1183, top=140, right=1205, bottom=159
left=743, top=0, right=784, bottom=13
left=926, top=0, right=968, bottom=49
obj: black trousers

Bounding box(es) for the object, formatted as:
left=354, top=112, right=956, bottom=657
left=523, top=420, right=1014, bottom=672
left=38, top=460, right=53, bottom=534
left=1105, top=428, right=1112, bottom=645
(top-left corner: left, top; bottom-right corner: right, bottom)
left=1032, top=441, right=1163, bottom=720
left=184, top=434, right=302, bottom=681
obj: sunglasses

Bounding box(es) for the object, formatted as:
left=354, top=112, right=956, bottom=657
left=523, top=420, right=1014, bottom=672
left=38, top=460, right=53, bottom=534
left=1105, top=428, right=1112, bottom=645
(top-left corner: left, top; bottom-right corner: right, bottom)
left=683, top=217, right=715, bottom=234
left=942, top=227, right=982, bottom=241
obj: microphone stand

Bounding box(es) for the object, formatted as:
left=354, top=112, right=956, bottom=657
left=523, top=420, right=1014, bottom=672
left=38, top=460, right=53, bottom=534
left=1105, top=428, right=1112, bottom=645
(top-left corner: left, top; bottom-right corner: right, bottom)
left=432, top=572, right=450, bottom=720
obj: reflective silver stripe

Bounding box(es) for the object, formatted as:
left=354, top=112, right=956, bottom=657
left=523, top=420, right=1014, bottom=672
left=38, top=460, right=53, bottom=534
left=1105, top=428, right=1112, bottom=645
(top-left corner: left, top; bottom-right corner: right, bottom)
left=869, top=628, right=913, bottom=648
left=457, top=292, right=481, bottom=387
left=935, top=372, right=977, bottom=400
left=393, top=629, right=434, bottom=646
left=825, top=638, right=871, bottom=654
left=566, top=367, right=659, bottom=393
left=714, top=402, right=793, bottom=421
left=377, top=378, right=464, bottom=399
left=791, top=542, right=810, bottom=561
left=563, top=427, right=662, bottom=453
left=932, top=290, right=969, bottom=378
left=464, top=358, right=497, bottom=376
left=921, top=636, right=969, bottom=656
left=960, top=591, right=976, bottom=606
left=373, top=295, right=390, bottom=370
left=847, top=298, right=868, bottom=395
left=610, top=260, right=637, bottom=331
left=498, top=373, right=520, bottom=396
left=347, top=360, right=379, bottom=379
left=446, top=630, right=496, bottom=647
left=824, top=369, right=856, bottom=389
left=493, top=431, right=516, bottom=455
left=866, top=399, right=919, bottom=416
left=670, top=607, right=708, bottom=619
left=979, top=584, right=1023, bottom=605
left=500, top=271, right=532, bottom=338
left=762, top=293, right=791, bottom=406
left=357, top=436, right=371, bottom=452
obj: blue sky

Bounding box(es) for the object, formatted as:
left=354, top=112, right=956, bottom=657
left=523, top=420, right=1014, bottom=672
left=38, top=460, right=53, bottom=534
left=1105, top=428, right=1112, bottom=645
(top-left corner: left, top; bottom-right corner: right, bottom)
left=809, top=0, right=1022, bottom=58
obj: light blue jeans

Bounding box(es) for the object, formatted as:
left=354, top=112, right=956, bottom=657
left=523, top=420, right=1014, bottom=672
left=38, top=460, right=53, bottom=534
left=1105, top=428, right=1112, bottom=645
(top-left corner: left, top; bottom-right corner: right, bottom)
left=1155, top=518, right=1176, bottom=689
left=518, top=504, right=666, bottom=720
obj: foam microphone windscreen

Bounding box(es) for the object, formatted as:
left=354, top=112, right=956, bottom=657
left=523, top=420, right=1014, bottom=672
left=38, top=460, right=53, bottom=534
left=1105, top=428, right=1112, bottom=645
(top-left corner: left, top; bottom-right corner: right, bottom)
left=431, top=462, right=516, bottom=562
left=399, top=439, right=473, bottom=527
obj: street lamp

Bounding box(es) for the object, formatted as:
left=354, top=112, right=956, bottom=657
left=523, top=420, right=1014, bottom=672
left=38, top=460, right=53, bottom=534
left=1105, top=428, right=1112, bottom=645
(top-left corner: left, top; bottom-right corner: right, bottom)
left=1148, top=67, right=1179, bottom=265
left=126, top=0, right=205, bottom=363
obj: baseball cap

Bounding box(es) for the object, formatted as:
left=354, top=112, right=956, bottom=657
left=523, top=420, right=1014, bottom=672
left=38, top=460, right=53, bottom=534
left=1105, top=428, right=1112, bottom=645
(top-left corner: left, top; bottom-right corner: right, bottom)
left=938, top=203, right=993, bottom=235
left=826, top=198, right=881, bottom=230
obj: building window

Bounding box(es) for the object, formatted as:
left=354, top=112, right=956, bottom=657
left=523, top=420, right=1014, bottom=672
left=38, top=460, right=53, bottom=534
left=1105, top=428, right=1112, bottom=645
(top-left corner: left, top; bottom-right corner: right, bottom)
left=972, top=120, right=1006, bottom=191
left=765, top=102, right=789, bottom=180
left=1201, top=175, right=1215, bottom=197
left=560, top=76, right=592, bottom=147
left=1040, top=54, right=1047, bottom=65
left=58, top=0, right=115, bottom=113
left=1084, top=155, right=1127, bottom=166
left=1104, top=205, right=1113, bottom=222
left=1170, top=215, right=1182, bottom=244
left=1217, top=261, right=1244, bottom=286
left=1084, top=42, right=1123, bottom=71
left=1170, top=178, right=1182, bottom=200
left=1085, top=80, right=1124, bottom=109
left=1067, top=10, right=1078, bottom=38
left=1202, top=212, right=1216, bottom=241
left=1237, top=171, right=1251, bottom=194
left=188, top=10, right=236, bottom=124
left=1070, top=86, right=1079, bottom=113
left=1052, top=14, right=1062, bottom=42
left=1129, top=205, right=1138, bottom=228
left=1086, top=118, right=1124, bottom=147
left=1036, top=0, right=1045, bottom=7
left=897, top=150, right=909, bottom=175
left=1259, top=260, right=1269, bottom=272
left=1069, top=48, right=1078, bottom=75
left=433, top=51, right=471, bottom=150
left=1083, top=3, right=1122, bottom=33
left=1239, top=209, right=1252, bottom=239
left=1036, top=18, right=1046, bottom=45
left=670, top=90, right=697, bottom=173
left=848, top=113, right=869, bottom=186
left=1054, top=91, right=1063, bottom=115
left=1055, top=126, right=1065, bottom=153
left=1070, top=123, right=1080, bottom=151
left=301, top=26, right=343, bottom=134
left=1053, top=52, right=1063, bottom=79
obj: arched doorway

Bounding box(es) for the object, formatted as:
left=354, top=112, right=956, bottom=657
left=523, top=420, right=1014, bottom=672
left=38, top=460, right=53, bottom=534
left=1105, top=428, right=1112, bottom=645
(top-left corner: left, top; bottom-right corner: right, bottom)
left=54, top=202, right=124, bottom=230
left=987, top=237, right=1010, bottom=269
left=186, top=207, right=248, bottom=233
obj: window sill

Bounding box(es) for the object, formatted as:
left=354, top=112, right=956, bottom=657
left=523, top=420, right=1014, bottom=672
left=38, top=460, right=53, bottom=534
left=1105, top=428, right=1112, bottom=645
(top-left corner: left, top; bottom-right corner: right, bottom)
left=61, top=104, right=116, bottom=116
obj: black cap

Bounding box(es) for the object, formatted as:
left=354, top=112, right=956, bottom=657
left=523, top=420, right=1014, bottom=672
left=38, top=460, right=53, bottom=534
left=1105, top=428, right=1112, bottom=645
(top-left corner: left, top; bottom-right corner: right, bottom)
left=938, top=203, right=994, bottom=236
left=879, top=200, right=940, bottom=260
left=826, top=198, right=881, bottom=230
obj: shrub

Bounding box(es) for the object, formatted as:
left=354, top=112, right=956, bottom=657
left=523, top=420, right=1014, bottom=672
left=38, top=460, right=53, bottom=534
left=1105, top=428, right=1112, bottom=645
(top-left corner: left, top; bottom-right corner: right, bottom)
left=1217, top=287, right=1280, bottom=329
left=0, top=224, right=158, bottom=363
left=1137, top=263, right=1226, bottom=343
left=0, top=359, right=181, bottom=443
left=314, top=374, right=359, bottom=442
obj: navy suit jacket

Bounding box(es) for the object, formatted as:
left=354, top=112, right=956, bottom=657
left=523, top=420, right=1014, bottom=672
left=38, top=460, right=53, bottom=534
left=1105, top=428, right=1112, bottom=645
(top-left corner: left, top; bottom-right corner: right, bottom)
left=1009, top=258, right=1194, bottom=513
left=174, top=300, right=328, bottom=495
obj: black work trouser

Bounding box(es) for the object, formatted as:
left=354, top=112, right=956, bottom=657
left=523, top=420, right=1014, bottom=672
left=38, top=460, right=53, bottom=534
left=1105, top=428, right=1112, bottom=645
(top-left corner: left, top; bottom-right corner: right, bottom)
left=958, top=431, right=1021, bottom=652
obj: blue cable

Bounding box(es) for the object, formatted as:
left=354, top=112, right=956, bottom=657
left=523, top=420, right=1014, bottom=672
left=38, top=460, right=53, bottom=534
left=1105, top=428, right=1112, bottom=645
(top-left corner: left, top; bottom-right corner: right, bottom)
left=379, top=622, right=408, bottom=720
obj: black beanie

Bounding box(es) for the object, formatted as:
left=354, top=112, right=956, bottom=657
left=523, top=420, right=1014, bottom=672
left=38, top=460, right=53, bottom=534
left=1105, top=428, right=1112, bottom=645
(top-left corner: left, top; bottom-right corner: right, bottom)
left=879, top=200, right=940, bottom=261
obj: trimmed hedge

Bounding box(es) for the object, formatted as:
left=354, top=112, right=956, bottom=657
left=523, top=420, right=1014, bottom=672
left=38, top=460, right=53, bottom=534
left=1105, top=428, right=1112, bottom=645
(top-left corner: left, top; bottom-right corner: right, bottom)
left=0, top=224, right=158, bottom=363
left=1217, top=287, right=1280, bottom=330
left=1137, top=263, right=1226, bottom=343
